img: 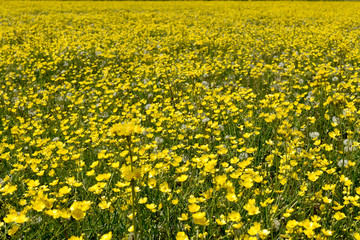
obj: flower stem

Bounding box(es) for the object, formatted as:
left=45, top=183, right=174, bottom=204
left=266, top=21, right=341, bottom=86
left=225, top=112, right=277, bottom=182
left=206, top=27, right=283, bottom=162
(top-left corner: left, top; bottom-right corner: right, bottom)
left=127, top=136, right=137, bottom=240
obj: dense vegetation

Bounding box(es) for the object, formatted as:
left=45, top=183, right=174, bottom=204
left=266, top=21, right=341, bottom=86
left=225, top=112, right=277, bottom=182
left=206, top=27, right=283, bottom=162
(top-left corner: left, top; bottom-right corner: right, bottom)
left=1, top=1, right=360, bottom=239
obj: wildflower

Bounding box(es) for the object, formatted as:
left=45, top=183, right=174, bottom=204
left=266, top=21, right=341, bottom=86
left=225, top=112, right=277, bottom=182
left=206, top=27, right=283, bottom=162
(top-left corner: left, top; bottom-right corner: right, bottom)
left=176, top=174, right=188, bottom=182
left=4, top=210, right=29, bottom=224
left=159, top=182, right=171, bottom=193
left=354, top=233, right=360, bottom=240
left=248, top=222, right=261, bottom=236
left=109, top=122, right=142, bottom=137
left=100, top=232, right=112, bottom=240
left=259, top=229, right=270, bottom=239
left=71, top=208, right=85, bottom=221
left=178, top=213, right=188, bottom=221
left=192, top=212, right=209, bottom=225
left=188, top=204, right=200, bottom=213
left=243, top=199, right=260, bottom=215
left=307, top=171, right=322, bottom=182
left=286, top=220, right=297, bottom=229
left=8, top=225, right=19, bottom=236
left=138, top=197, right=148, bottom=204
left=176, top=232, right=189, bottom=240
left=70, top=201, right=92, bottom=221
left=321, top=229, right=333, bottom=236
left=45, top=209, right=61, bottom=219
left=147, top=178, right=157, bottom=189
left=59, top=186, right=72, bottom=197
left=32, top=199, right=46, bottom=212
left=27, top=179, right=40, bottom=189
left=228, top=211, right=241, bottom=222
left=226, top=193, right=238, bottom=202
left=98, top=200, right=111, bottom=210
left=96, top=173, right=112, bottom=181
left=333, top=212, right=346, bottom=221
left=216, top=214, right=226, bottom=225
left=146, top=203, right=157, bottom=212
left=214, top=174, right=227, bottom=186
left=68, top=236, right=84, bottom=240
left=0, top=183, right=17, bottom=195
left=322, top=197, right=332, bottom=204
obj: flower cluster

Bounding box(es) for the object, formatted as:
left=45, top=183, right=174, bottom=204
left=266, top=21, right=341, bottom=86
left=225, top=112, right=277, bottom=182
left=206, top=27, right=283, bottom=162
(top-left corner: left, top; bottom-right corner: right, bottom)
left=1, top=1, right=360, bottom=239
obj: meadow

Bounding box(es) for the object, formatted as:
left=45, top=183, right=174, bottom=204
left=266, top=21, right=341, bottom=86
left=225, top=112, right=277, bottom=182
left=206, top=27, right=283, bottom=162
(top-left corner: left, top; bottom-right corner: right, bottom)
left=1, top=1, right=360, bottom=239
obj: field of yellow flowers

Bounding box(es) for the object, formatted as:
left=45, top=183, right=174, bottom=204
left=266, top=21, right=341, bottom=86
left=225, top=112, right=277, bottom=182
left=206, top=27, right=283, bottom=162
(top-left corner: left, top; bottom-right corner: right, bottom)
left=1, top=1, right=360, bottom=239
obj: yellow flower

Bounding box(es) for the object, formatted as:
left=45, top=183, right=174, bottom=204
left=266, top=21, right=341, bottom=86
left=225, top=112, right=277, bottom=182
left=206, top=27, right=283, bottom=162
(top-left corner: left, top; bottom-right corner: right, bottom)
left=32, top=199, right=46, bottom=212
left=176, top=232, right=189, bottom=240
left=148, top=178, right=157, bottom=189
left=303, top=228, right=315, bottom=238
left=59, top=186, right=72, bottom=197
left=88, top=182, right=107, bottom=194
left=96, top=173, right=112, bottom=181
left=121, top=166, right=142, bottom=181
left=90, top=161, right=99, bottom=168
left=307, top=172, right=319, bottom=182
left=248, top=222, right=261, bottom=236
left=19, top=199, right=27, bottom=206
left=188, top=203, right=200, bottom=213
left=109, top=122, right=142, bottom=137
left=322, top=196, right=332, bottom=204
left=45, top=209, right=61, bottom=219
left=356, top=187, right=360, bottom=195
left=333, top=211, right=346, bottom=221
left=226, top=193, right=238, bottom=202
left=216, top=214, right=226, bottom=225
left=233, top=222, right=243, bottom=229
left=243, top=199, right=260, bottom=215
left=8, top=225, right=19, bottom=235
left=172, top=199, right=179, bottom=205
left=70, top=201, right=92, bottom=221
left=286, top=220, right=298, bottom=229
left=4, top=210, right=29, bottom=224
left=192, top=212, right=209, bottom=225
left=159, top=182, right=171, bottom=193
left=138, top=197, right=148, bottom=204
left=98, top=200, right=111, bottom=210
left=176, top=174, right=188, bottom=182
left=71, top=208, right=85, bottom=221
left=100, top=232, right=112, bottom=240
left=146, top=203, right=157, bottom=212
left=0, top=183, right=17, bottom=195
left=57, top=148, right=69, bottom=155
left=27, top=179, right=40, bottom=189
left=68, top=236, right=84, bottom=240
left=259, top=229, right=270, bottom=239
left=178, top=213, right=188, bottom=221
left=321, top=229, right=333, bottom=236
left=354, top=233, right=360, bottom=240
left=228, top=211, right=241, bottom=222
left=215, top=174, right=227, bottom=186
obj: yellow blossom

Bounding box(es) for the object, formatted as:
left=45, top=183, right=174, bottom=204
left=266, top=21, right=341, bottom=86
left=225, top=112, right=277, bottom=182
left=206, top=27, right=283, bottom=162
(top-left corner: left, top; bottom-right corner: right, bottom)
left=176, top=232, right=189, bottom=240
left=109, top=122, right=142, bottom=137
left=100, top=232, right=112, bottom=240
left=243, top=199, right=260, bottom=215
left=333, top=212, right=346, bottom=221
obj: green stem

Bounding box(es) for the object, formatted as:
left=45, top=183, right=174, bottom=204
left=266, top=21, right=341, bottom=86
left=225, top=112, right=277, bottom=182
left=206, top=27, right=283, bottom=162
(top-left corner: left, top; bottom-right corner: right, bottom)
left=127, top=136, right=138, bottom=240
left=131, top=179, right=136, bottom=240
